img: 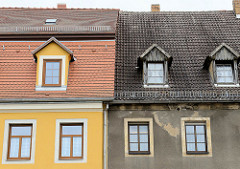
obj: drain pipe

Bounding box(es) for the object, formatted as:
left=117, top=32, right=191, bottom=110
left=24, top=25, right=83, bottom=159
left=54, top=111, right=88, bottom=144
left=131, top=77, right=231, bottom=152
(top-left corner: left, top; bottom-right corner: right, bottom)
left=103, top=103, right=109, bottom=169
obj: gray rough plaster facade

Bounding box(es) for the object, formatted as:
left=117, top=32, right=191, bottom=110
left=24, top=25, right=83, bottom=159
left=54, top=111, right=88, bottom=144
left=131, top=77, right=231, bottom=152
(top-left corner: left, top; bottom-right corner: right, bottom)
left=108, top=103, right=240, bottom=169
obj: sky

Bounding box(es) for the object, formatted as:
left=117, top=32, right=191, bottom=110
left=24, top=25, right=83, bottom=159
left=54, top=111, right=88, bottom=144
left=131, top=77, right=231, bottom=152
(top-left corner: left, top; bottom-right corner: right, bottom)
left=0, top=0, right=232, bottom=11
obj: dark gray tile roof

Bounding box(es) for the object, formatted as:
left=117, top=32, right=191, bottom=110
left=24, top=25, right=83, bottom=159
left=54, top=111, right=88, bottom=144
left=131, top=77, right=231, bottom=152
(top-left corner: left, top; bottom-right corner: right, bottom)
left=115, top=11, right=240, bottom=102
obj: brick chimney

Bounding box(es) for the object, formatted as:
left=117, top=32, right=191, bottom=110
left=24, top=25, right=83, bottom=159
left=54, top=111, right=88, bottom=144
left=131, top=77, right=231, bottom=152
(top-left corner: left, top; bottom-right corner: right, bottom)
left=233, top=0, right=240, bottom=18
left=151, top=4, right=160, bottom=12
left=57, top=3, right=67, bottom=9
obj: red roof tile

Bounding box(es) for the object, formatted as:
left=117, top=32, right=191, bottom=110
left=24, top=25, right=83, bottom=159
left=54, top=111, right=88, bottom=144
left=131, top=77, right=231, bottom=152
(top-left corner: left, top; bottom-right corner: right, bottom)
left=0, top=41, right=115, bottom=100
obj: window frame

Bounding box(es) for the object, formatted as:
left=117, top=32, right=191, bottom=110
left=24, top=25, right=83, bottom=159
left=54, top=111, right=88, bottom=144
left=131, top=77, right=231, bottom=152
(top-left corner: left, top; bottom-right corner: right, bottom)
left=213, top=60, right=239, bottom=86
left=59, top=123, right=84, bottom=160
left=128, top=122, right=150, bottom=155
left=146, top=62, right=165, bottom=85
left=55, top=119, right=88, bottom=163
left=2, top=120, right=37, bottom=164
left=42, top=59, right=62, bottom=87
left=7, top=124, right=33, bottom=160
left=185, top=123, right=208, bottom=154
left=181, top=117, right=212, bottom=157
left=124, top=118, right=154, bottom=157
left=143, top=61, right=169, bottom=88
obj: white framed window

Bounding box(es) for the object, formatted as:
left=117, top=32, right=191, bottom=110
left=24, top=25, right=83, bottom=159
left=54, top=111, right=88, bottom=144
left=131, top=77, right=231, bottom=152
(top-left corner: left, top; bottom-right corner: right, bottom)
left=55, top=119, right=88, bottom=163
left=181, top=117, right=212, bottom=157
left=36, top=55, right=66, bottom=91
left=147, top=63, right=164, bottom=84
left=216, top=64, right=234, bottom=83
left=124, top=118, right=154, bottom=157
left=143, top=61, right=169, bottom=88
left=2, top=120, right=37, bottom=164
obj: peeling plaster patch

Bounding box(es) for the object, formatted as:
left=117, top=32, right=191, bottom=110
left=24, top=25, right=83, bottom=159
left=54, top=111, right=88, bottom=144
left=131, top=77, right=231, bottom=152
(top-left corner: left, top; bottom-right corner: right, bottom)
left=152, top=112, right=179, bottom=138
left=192, top=111, right=199, bottom=117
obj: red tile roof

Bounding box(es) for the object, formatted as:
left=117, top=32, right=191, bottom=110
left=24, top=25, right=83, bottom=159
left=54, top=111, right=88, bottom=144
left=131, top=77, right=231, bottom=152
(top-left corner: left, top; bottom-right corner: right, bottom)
left=0, top=41, right=115, bottom=100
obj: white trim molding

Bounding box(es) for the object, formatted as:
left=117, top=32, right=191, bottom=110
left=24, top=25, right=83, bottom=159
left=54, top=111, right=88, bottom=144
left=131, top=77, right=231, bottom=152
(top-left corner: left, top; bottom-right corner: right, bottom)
left=0, top=103, right=102, bottom=110
left=2, top=119, right=37, bottom=164
left=36, top=55, right=67, bottom=91
left=55, top=119, right=88, bottom=163
left=181, top=117, right=212, bottom=157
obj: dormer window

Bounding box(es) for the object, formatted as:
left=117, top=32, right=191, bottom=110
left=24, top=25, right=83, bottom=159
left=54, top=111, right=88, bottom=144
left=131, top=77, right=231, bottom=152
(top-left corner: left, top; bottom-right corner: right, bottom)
left=216, top=64, right=234, bottom=84
left=139, top=44, right=172, bottom=88
left=147, top=63, right=164, bottom=84
left=45, top=19, right=57, bottom=25
left=43, top=59, right=62, bottom=86
left=32, top=37, right=75, bottom=91
left=204, top=43, right=240, bottom=87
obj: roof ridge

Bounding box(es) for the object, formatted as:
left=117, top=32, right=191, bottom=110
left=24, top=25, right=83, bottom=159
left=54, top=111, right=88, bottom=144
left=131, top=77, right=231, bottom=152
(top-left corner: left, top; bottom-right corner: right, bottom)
left=120, top=10, right=232, bottom=13
left=0, top=7, right=120, bottom=11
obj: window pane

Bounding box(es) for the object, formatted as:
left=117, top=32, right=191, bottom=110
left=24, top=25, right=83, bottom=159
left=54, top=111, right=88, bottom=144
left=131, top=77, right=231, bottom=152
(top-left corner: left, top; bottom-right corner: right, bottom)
left=197, top=135, right=205, bottom=143
left=62, top=125, right=82, bottom=135
left=185, top=126, right=194, bottom=134
left=139, top=134, right=148, bottom=142
left=45, top=69, right=53, bottom=76
left=46, top=62, right=53, bottom=69
left=186, top=135, right=195, bottom=142
left=196, top=126, right=205, bottom=134
left=45, top=77, right=52, bottom=84
left=11, top=126, right=31, bottom=136
left=53, top=70, right=59, bottom=77
left=73, top=137, right=82, bottom=157
left=148, top=63, right=163, bottom=70
left=140, top=143, right=148, bottom=151
left=216, top=65, right=234, bottom=83
left=129, top=143, right=138, bottom=151
left=139, top=126, right=148, bottom=133
left=186, top=143, right=195, bottom=151
left=197, top=143, right=206, bottom=151
left=61, top=137, right=71, bottom=157
left=9, top=138, right=19, bottom=158
left=129, top=135, right=138, bottom=142
left=53, top=62, right=60, bottom=69
left=148, top=76, right=163, bottom=83
left=52, top=77, right=59, bottom=84
left=21, top=138, right=31, bottom=158
left=129, top=126, right=137, bottom=134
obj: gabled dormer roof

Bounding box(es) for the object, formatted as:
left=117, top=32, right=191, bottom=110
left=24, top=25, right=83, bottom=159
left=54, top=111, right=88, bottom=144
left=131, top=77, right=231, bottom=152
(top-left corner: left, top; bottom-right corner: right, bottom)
left=32, top=37, right=75, bottom=62
left=139, top=44, right=173, bottom=67
left=209, top=43, right=240, bottom=60
left=204, top=43, right=240, bottom=68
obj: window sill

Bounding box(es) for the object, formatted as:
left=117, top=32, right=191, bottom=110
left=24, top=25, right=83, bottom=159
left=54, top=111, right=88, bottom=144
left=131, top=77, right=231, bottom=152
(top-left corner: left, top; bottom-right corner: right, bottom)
left=3, top=159, right=33, bottom=164
left=35, top=85, right=67, bottom=91
left=186, top=152, right=209, bottom=155
left=214, top=84, right=239, bottom=87
left=144, top=84, right=169, bottom=88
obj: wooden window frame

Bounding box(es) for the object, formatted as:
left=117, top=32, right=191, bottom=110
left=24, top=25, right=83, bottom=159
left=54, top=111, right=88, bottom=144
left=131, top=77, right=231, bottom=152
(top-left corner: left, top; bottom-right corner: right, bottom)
left=42, top=59, right=62, bottom=87
left=185, top=122, right=208, bottom=155
left=7, top=124, right=33, bottom=160
left=128, top=122, right=150, bottom=155
left=59, top=123, right=84, bottom=160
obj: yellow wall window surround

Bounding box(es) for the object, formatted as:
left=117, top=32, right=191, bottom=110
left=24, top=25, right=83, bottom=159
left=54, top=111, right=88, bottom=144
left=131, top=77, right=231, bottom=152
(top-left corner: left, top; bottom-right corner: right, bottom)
left=32, top=37, right=75, bottom=91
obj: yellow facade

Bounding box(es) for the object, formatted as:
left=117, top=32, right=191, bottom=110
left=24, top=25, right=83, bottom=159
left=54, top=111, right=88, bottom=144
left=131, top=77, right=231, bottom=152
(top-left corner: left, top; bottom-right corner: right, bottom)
left=0, top=107, right=103, bottom=169
left=35, top=42, right=71, bottom=86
